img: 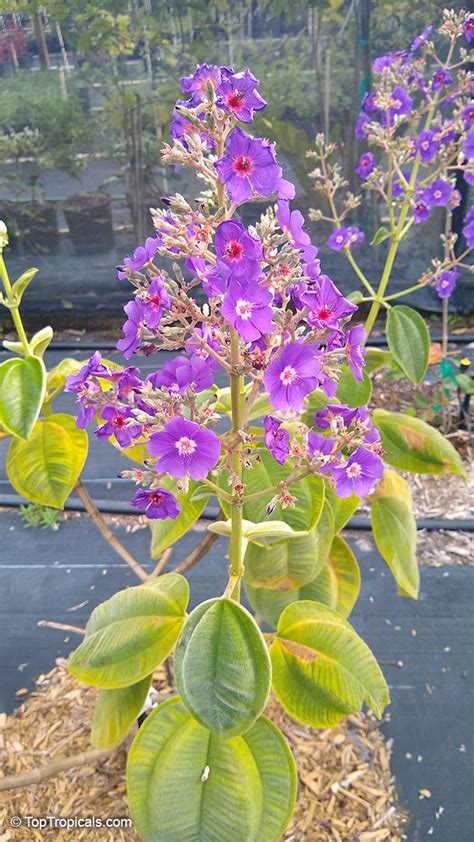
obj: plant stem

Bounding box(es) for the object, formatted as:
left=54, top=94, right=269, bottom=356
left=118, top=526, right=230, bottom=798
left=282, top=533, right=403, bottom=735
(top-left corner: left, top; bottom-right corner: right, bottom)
left=74, top=479, right=149, bottom=582
left=0, top=253, right=31, bottom=355
left=229, top=326, right=244, bottom=598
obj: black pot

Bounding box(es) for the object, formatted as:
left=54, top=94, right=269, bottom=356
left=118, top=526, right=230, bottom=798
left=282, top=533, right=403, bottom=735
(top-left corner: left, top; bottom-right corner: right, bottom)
left=62, top=192, right=114, bottom=254
left=14, top=201, right=59, bottom=254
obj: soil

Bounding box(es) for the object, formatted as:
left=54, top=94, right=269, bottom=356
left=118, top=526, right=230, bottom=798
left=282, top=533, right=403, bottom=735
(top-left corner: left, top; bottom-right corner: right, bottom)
left=62, top=192, right=111, bottom=213
left=0, top=664, right=406, bottom=842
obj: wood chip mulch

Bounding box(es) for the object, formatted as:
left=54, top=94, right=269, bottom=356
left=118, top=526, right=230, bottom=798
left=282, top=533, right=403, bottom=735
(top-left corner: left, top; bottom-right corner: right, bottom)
left=0, top=662, right=407, bottom=841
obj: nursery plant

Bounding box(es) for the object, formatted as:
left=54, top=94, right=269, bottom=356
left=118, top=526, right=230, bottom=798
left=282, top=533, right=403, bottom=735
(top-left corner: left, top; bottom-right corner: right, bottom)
left=0, top=9, right=471, bottom=841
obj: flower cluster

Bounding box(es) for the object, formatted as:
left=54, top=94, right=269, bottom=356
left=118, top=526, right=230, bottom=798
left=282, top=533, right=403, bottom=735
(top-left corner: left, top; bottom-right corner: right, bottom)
left=67, top=62, right=384, bottom=519
left=308, top=8, right=473, bottom=300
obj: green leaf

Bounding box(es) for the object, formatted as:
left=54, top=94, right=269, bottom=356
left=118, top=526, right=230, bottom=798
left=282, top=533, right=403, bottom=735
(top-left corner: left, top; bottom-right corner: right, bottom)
left=325, top=487, right=360, bottom=531
left=336, top=364, right=372, bottom=407
left=270, top=601, right=390, bottom=727
left=386, top=305, right=430, bottom=384
left=12, top=267, right=38, bottom=302
left=370, top=226, right=391, bottom=246
left=7, top=413, right=88, bottom=507
left=91, top=675, right=152, bottom=749
left=371, top=495, right=419, bottom=599
left=127, top=697, right=297, bottom=842
left=0, top=356, right=46, bottom=439
left=175, top=598, right=271, bottom=737
left=245, top=535, right=360, bottom=628
left=208, top=518, right=308, bottom=549
left=373, top=409, right=465, bottom=476
left=456, top=373, right=474, bottom=395
left=219, top=449, right=325, bottom=534
left=364, top=348, right=393, bottom=374
left=30, top=326, right=54, bottom=358
left=69, top=573, right=189, bottom=689
left=149, top=478, right=210, bottom=559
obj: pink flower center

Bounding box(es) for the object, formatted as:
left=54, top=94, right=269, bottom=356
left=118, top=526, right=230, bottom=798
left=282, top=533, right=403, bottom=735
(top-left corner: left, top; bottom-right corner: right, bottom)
left=224, top=240, right=244, bottom=262
left=227, top=91, right=245, bottom=110
left=233, top=154, right=254, bottom=177
left=336, top=235, right=344, bottom=244
left=421, top=140, right=429, bottom=150
left=235, top=299, right=254, bottom=320
left=280, top=365, right=297, bottom=385
left=346, top=462, right=362, bottom=479
left=434, top=190, right=442, bottom=199
left=112, top=416, right=126, bottom=429
left=393, top=98, right=401, bottom=109
left=317, top=305, right=333, bottom=321
left=175, top=436, right=197, bottom=457
left=150, top=491, right=164, bottom=505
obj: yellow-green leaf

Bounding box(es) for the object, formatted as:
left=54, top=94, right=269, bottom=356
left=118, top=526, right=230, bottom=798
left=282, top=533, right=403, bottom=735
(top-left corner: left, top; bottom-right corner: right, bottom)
left=7, top=413, right=88, bottom=507
left=91, top=675, right=152, bottom=749
left=270, top=600, right=390, bottom=727
left=325, top=487, right=360, bottom=531
left=69, top=573, right=189, bottom=689
left=175, top=598, right=271, bottom=737
left=127, top=697, right=297, bottom=842
left=371, top=495, right=419, bottom=599
left=336, top=365, right=372, bottom=407
left=0, top=355, right=46, bottom=439
left=374, top=409, right=465, bottom=476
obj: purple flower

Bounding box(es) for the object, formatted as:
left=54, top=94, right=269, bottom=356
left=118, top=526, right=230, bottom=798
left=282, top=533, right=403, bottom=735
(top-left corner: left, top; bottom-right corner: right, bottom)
left=140, top=277, right=171, bottom=330
left=412, top=195, right=431, bottom=224
left=361, top=92, right=379, bottom=114
left=277, top=201, right=317, bottom=261
left=392, top=171, right=410, bottom=197
left=116, top=300, right=145, bottom=360
left=432, top=69, right=453, bottom=92
left=327, top=227, right=349, bottom=252
left=436, top=268, right=459, bottom=299
left=221, top=278, right=274, bottom=342
left=149, top=355, right=214, bottom=394
left=424, top=178, right=453, bottom=207
left=307, top=432, right=335, bottom=461
left=355, top=112, right=370, bottom=140
left=410, top=25, right=433, bottom=53
left=214, top=126, right=288, bottom=205
left=463, top=219, right=474, bottom=248
left=415, top=130, right=439, bottom=163
left=121, top=237, right=159, bottom=275
left=355, top=152, right=375, bottom=180
left=130, top=487, right=181, bottom=519
left=464, top=16, right=474, bottom=43
left=185, top=257, right=228, bottom=297
left=301, top=275, right=357, bottom=329
left=96, top=405, right=142, bottom=448
left=347, top=226, right=365, bottom=247
left=385, top=86, right=413, bottom=124
left=464, top=133, right=474, bottom=160
left=181, top=63, right=223, bottom=96
left=263, top=342, right=321, bottom=411
left=263, top=416, right=290, bottom=465
left=313, top=404, right=358, bottom=431
left=170, top=104, right=214, bottom=149
left=461, top=104, right=474, bottom=131
left=330, top=447, right=383, bottom=498
left=373, top=53, right=404, bottom=73
left=215, top=220, right=262, bottom=277
left=148, top=416, right=221, bottom=480
left=345, top=324, right=366, bottom=381
left=218, top=69, right=266, bottom=122
left=65, top=351, right=108, bottom=393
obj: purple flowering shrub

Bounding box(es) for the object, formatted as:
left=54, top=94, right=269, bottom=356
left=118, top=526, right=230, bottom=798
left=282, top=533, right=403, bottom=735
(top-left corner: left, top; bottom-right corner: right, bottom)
left=308, top=9, right=473, bottom=333
left=1, top=40, right=466, bottom=841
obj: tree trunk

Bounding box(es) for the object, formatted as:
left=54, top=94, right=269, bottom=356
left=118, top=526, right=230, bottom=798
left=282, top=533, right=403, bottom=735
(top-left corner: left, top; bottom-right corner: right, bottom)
left=33, top=12, right=50, bottom=70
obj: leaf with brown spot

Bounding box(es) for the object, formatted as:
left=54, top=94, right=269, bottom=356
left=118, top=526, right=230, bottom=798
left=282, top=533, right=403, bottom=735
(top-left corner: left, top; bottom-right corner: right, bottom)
left=374, top=409, right=465, bottom=476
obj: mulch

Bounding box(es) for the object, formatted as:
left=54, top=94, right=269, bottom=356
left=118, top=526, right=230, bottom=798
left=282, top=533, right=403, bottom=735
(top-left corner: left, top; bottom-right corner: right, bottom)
left=0, top=663, right=407, bottom=842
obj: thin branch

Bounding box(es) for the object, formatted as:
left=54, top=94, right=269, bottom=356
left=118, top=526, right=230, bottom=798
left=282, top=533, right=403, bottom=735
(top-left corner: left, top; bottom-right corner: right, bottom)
left=174, top=513, right=224, bottom=575
left=37, top=621, right=85, bottom=635
left=148, top=547, right=173, bottom=578
left=74, top=480, right=149, bottom=582
left=0, top=747, right=117, bottom=792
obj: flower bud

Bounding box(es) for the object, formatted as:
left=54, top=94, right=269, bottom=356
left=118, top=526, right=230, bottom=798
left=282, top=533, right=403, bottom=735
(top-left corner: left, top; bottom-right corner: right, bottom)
left=0, top=220, right=8, bottom=250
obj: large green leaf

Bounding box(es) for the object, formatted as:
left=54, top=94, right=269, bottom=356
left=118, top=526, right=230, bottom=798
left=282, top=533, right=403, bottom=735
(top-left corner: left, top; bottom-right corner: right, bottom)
left=371, top=494, right=419, bottom=599
left=91, top=674, right=152, bottom=749
left=336, top=365, right=372, bottom=407
left=386, top=305, right=430, bottom=384
left=7, top=413, right=88, bottom=507
left=175, top=598, right=271, bottom=737
left=270, top=601, right=390, bottom=727
left=245, top=535, right=360, bottom=628
left=69, top=574, right=189, bottom=689
left=219, top=449, right=325, bottom=533
left=364, top=347, right=393, bottom=374
left=0, top=355, right=46, bottom=439
left=373, top=409, right=465, bottom=476
left=127, top=697, right=296, bottom=842
left=150, top=478, right=210, bottom=559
